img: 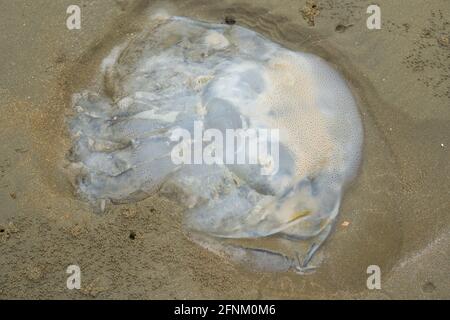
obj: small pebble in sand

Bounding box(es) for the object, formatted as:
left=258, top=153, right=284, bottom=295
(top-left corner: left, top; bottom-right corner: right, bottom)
left=437, top=35, right=449, bottom=47
left=121, top=207, right=137, bottom=218
left=301, top=1, right=320, bottom=26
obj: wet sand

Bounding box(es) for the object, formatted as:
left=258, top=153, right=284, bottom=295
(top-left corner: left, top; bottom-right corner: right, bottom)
left=0, top=0, right=448, bottom=299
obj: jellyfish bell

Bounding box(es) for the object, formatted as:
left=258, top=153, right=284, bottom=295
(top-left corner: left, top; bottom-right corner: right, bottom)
left=68, top=15, right=363, bottom=272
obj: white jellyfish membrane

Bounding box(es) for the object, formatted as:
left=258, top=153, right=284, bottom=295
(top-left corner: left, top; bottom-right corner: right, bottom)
left=68, top=15, right=363, bottom=273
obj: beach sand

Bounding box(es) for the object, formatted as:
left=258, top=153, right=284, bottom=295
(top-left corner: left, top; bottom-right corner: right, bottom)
left=0, top=0, right=448, bottom=299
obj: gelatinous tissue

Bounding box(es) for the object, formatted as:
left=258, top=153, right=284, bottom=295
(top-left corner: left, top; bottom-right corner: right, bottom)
left=68, top=15, right=363, bottom=273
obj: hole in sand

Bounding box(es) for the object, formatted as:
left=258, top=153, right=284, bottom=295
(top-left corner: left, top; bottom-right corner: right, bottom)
left=224, top=16, right=236, bottom=25
left=422, top=281, right=436, bottom=293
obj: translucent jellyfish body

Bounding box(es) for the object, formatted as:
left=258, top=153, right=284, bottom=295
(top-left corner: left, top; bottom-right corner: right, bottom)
left=69, top=15, right=363, bottom=272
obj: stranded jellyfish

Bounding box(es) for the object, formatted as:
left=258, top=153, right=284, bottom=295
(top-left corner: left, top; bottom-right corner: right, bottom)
left=68, top=14, right=363, bottom=273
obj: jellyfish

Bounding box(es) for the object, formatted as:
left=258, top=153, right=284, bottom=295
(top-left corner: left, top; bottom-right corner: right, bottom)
left=68, top=15, right=363, bottom=273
